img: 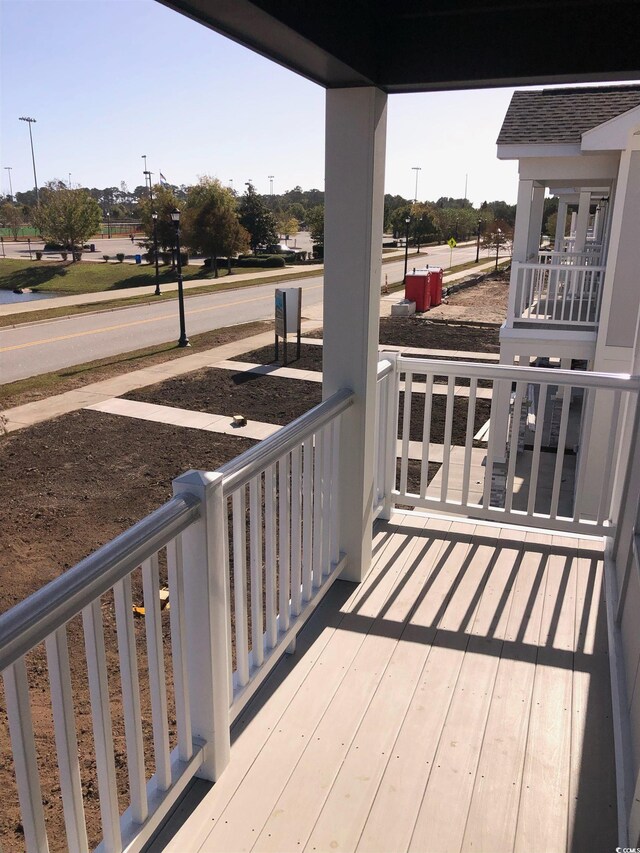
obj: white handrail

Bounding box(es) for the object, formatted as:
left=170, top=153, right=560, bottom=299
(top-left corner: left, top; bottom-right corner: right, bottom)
left=0, top=493, right=200, bottom=673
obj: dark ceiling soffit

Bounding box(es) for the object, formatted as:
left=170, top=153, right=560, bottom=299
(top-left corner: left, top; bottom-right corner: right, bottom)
left=157, top=0, right=640, bottom=93
left=156, top=0, right=378, bottom=90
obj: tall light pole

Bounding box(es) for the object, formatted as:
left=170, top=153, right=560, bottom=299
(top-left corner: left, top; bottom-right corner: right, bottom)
left=411, top=166, right=421, bottom=203
left=19, top=116, right=39, bottom=203
left=106, top=210, right=111, bottom=239
left=475, top=219, right=482, bottom=263
left=268, top=175, right=274, bottom=195
left=152, top=211, right=160, bottom=295
left=495, top=228, right=502, bottom=271
left=403, top=216, right=411, bottom=282
left=68, top=172, right=72, bottom=189
left=171, top=208, right=189, bottom=347
left=4, top=167, right=13, bottom=200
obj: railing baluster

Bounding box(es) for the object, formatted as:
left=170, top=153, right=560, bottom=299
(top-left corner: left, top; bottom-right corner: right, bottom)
left=290, top=446, right=303, bottom=616
left=232, top=489, right=249, bottom=686
left=249, top=477, right=264, bottom=665
left=142, top=554, right=171, bottom=791
left=419, top=374, right=434, bottom=498
left=440, top=376, right=455, bottom=502
left=113, top=575, right=147, bottom=821
left=312, top=429, right=324, bottom=589
left=3, top=659, right=50, bottom=853
left=322, top=425, right=333, bottom=577
left=46, top=627, right=89, bottom=853
left=83, top=598, right=121, bottom=852
left=461, top=378, right=478, bottom=507
left=550, top=384, right=573, bottom=519
left=265, top=464, right=278, bottom=647
left=166, top=536, right=193, bottom=762
left=526, top=382, right=547, bottom=517
left=505, top=380, right=526, bottom=512
left=301, top=438, right=313, bottom=601
left=278, top=454, right=291, bottom=630
left=330, top=418, right=341, bottom=567
left=400, top=370, right=413, bottom=495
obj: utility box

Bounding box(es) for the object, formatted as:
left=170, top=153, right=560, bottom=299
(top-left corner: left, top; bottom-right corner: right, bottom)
left=404, top=273, right=431, bottom=312
left=405, top=267, right=444, bottom=311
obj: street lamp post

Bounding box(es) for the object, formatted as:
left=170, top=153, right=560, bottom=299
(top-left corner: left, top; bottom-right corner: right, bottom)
left=152, top=212, right=160, bottom=295
left=411, top=166, right=421, bottom=203
left=19, top=117, right=39, bottom=203
left=4, top=167, right=13, bottom=200
left=475, top=219, right=482, bottom=263
left=495, top=228, right=502, bottom=271
left=106, top=211, right=111, bottom=239
left=403, top=216, right=411, bottom=282
left=171, top=208, right=189, bottom=347
left=416, top=217, right=423, bottom=253
left=268, top=175, right=274, bottom=195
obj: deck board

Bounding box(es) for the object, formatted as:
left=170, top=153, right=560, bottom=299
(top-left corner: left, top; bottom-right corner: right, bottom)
left=153, top=514, right=618, bottom=853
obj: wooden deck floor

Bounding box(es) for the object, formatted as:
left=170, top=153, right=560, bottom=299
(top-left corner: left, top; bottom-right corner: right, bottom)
left=151, top=513, right=617, bottom=853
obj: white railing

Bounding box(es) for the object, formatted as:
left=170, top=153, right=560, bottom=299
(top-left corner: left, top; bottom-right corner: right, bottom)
left=509, top=261, right=605, bottom=326
left=380, top=354, right=640, bottom=535
left=0, top=389, right=353, bottom=853
left=373, top=356, right=397, bottom=521
left=538, top=250, right=602, bottom=266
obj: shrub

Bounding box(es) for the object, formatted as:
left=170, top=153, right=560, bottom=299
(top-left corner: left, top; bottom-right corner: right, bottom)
left=35, top=251, right=43, bottom=260
left=44, top=242, right=65, bottom=251
left=72, top=250, right=82, bottom=262
left=61, top=252, right=68, bottom=261
left=235, top=255, right=285, bottom=269
left=103, top=255, right=109, bottom=262
left=160, top=252, right=173, bottom=265
left=116, top=253, right=125, bottom=263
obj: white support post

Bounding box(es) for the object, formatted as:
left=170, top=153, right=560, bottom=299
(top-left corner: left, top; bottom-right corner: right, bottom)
left=173, top=470, right=231, bottom=781
left=527, top=184, right=545, bottom=258
left=381, top=352, right=399, bottom=521
left=555, top=199, right=568, bottom=251
left=574, top=189, right=592, bottom=253
left=570, top=210, right=577, bottom=237
left=511, top=179, right=535, bottom=262
left=323, top=87, right=387, bottom=583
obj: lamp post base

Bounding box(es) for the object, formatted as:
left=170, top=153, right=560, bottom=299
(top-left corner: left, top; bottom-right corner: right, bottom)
left=178, top=336, right=191, bottom=348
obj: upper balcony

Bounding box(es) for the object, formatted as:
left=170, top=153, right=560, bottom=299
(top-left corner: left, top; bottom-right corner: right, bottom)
left=1, top=351, right=638, bottom=852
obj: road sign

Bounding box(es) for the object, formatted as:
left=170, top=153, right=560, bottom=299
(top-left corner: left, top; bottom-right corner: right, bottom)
left=447, top=237, right=457, bottom=248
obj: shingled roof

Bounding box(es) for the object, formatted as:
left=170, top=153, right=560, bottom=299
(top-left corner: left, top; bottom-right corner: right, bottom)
left=497, top=85, right=640, bottom=145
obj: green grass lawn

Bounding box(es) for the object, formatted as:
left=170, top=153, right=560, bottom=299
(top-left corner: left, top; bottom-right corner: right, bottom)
left=0, top=258, right=240, bottom=294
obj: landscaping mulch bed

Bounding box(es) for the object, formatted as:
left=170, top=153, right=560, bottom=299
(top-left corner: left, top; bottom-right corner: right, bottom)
left=123, top=368, right=323, bottom=425
left=238, top=342, right=323, bottom=373
left=379, top=317, right=500, bottom=353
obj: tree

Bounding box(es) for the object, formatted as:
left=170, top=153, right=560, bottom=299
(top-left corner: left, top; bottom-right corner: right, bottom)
left=238, top=182, right=278, bottom=251
left=306, top=205, right=324, bottom=245
left=138, top=184, right=182, bottom=252
left=182, top=177, right=249, bottom=277
left=275, top=211, right=299, bottom=241
left=0, top=203, right=24, bottom=240
left=32, top=187, right=101, bottom=258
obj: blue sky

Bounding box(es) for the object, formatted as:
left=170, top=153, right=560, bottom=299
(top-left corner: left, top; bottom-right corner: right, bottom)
left=0, top=0, right=620, bottom=205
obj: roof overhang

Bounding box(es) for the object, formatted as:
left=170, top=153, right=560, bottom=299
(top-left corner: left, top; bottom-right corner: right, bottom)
left=156, top=0, right=640, bottom=93
left=582, top=104, right=640, bottom=151
left=497, top=143, right=581, bottom=160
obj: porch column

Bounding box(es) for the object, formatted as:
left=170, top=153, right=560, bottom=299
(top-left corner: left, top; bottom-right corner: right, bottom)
left=526, top=184, right=545, bottom=258
left=570, top=210, right=577, bottom=237
left=573, top=189, right=592, bottom=252
left=555, top=199, right=568, bottom=250
left=511, top=179, right=534, bottom=262
left=323, top=87, right=387, bottom=583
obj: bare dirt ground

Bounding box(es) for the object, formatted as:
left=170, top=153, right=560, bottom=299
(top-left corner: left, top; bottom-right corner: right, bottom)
left=0, top=271, right=508, bottom=851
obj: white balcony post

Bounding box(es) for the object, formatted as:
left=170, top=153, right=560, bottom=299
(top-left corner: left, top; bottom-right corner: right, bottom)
left=511, top=179, right=535, bottom=262
left=381, top=352, right=400, bottom=521
left=574, top=189, right=592, bottom=253
left=323, top=87, right=387, bottom=583
left=555, top=200, right=568, bottom=251
left=570, top=210, right=577, bottom=237
left=527, top=185, right=545, bottom=258
left=173, top=470, right=231, bottom=781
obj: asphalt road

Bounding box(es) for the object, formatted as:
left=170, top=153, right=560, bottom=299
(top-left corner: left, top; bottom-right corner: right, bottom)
left=1, top=243, right=487, bottom=384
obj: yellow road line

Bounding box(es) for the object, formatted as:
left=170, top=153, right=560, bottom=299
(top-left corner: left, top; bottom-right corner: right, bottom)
left=0, top=284, right=323, bottom=353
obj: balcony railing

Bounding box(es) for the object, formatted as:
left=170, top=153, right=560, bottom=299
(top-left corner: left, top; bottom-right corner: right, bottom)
left=0, top=388, right=353, bottom=853
left=375, top=353, right=640, bottom=536
left=508, top=261, right=605, bottom=327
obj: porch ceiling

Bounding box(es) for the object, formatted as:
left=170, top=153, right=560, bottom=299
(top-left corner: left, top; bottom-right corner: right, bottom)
left=156, top=0, right=640, bottom=92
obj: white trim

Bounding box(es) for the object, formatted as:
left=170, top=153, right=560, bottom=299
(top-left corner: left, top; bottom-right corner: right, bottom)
left=498, top=143, right=581, bottom=159
left=604, top=540, right=634, bottom=848
left=582, top=105, right=640, bottom=152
